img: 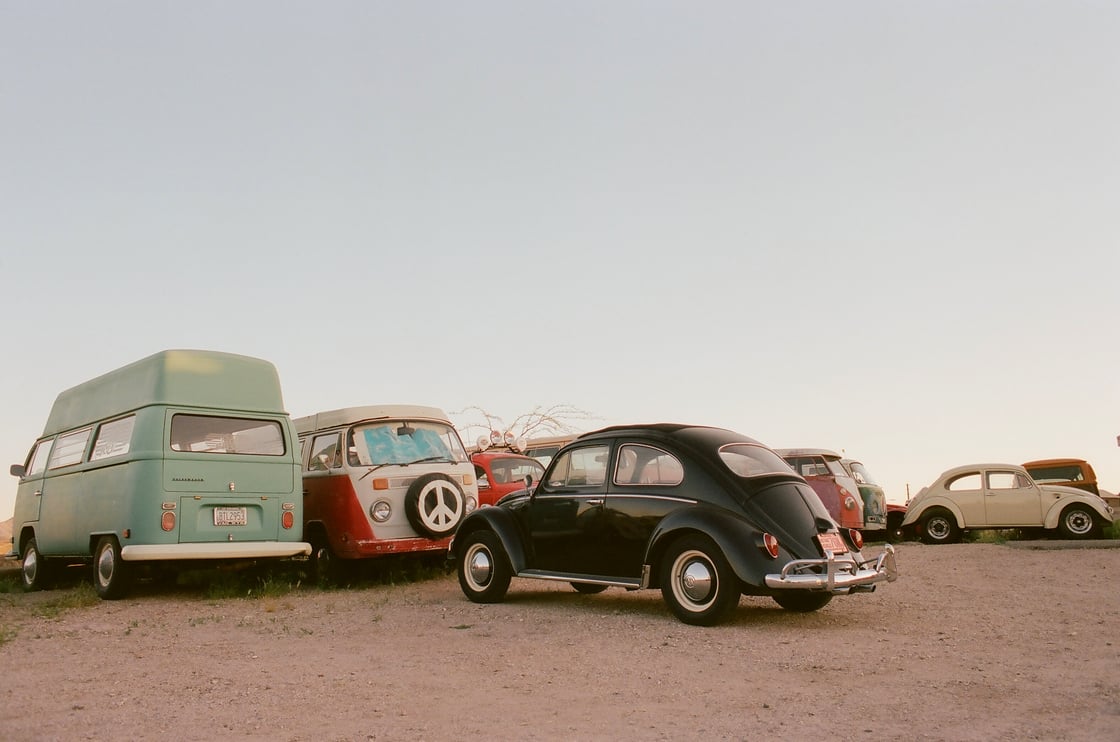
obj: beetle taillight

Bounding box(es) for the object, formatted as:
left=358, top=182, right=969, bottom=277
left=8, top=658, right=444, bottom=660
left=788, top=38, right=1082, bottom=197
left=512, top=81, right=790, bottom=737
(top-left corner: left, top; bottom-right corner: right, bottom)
left=762, top=533, right=780, bottom=559
left=848, top=528, right=864, bottom=550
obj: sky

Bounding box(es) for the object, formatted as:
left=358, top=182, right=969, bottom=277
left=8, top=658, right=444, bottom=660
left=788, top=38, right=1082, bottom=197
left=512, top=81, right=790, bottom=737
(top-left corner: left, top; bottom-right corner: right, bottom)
left=1, top=1, right=1118, bottom=523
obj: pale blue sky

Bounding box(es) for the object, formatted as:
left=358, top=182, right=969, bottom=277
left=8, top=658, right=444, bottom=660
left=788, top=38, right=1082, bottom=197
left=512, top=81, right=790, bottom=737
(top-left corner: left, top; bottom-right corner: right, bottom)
left=2, top=2, right=1118, bottom=521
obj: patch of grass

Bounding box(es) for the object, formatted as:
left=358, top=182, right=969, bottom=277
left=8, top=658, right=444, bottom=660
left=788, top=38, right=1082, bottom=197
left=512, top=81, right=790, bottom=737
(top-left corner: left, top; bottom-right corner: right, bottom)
left=33, top=582, right=100, bottom=619
left=0, top=572, right=22, bottom=593
left=1104, top=518, right=1120, bottom=540
left=965, top=529, right=1024, bottom=544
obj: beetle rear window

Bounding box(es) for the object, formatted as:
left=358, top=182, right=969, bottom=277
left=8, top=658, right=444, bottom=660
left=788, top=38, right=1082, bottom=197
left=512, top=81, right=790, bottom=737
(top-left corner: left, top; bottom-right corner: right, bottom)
left=720, top=444, right=794, bottom=478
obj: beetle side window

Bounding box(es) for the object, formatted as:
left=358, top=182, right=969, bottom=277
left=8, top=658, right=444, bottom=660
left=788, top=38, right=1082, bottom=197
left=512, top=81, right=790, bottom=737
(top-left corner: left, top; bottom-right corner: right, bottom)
left=988, top=471, right=1019, bottom=490
left=90, top=416, right=136, bottom=462
left=615, top=444, right=683, bottom=486
left=47, top=428, right=92, bottom=469
left=548, top=445, right=609, bottom=487
left=947, top=473, right=982, bottom=491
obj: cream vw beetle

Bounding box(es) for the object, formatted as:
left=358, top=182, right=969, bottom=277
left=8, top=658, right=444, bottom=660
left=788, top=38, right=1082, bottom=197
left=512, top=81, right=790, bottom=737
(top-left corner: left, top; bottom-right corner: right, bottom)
left=901, top=463, right=1115, bottom=544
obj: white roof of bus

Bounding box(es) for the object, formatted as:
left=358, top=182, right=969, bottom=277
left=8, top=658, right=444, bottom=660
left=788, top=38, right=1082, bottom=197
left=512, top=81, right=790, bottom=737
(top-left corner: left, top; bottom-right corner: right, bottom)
left=293, top=405, right=451, bottom=435
left=773, top=448, right=842, bottom=459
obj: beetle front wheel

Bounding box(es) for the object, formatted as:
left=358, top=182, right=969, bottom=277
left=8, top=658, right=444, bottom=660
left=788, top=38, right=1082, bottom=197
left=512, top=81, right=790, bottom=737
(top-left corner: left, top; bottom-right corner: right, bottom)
left=1058, top=506, right=1099, bottom=539
left=457, top=530, right=511, bottom=604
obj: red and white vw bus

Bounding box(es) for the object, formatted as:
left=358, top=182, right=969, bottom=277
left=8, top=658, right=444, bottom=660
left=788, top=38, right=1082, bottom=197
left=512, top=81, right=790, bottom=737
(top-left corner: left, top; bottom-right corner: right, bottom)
left=295, top=405, right=478, bottom=579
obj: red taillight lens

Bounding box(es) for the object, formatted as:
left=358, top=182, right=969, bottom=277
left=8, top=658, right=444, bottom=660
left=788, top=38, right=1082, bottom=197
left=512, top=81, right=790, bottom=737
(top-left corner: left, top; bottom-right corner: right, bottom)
left=282, top=511, right=295, bottom=529
left=161, top=511, right=176, bottom=532
left=762, top=533, right=780, bottom=559
left=848, top=528, right=864, bottom=550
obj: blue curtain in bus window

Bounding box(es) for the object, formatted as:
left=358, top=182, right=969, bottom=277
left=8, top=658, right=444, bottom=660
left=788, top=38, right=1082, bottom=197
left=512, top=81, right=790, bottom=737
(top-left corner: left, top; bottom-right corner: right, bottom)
left=362, top=427, right=450, bottom=464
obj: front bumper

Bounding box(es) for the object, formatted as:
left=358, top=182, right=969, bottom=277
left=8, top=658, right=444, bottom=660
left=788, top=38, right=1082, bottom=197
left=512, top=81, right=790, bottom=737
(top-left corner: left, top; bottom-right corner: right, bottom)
left=765, top=543, right=898, bottom=592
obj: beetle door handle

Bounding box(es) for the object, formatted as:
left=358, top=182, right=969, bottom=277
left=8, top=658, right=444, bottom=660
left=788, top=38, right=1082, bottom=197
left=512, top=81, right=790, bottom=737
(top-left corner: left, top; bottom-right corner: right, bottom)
left=34, top=490, right=42, bottom=497
left=586, top=498, right=604, bottom=506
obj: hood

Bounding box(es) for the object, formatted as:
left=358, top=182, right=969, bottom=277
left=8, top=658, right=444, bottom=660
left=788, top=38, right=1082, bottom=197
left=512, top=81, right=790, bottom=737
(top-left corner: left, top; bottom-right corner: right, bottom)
left=1040, top=483, right=1104, bottom=500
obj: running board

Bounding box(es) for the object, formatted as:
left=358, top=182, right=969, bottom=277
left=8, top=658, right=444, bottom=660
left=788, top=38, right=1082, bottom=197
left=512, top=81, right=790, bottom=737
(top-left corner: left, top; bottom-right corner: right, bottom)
left=516, top=570, right=643, bottom=590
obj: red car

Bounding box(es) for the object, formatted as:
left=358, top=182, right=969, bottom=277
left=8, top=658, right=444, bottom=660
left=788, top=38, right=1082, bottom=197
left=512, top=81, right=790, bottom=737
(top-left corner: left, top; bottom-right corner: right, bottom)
left=471, top=450, right=544, bottom=506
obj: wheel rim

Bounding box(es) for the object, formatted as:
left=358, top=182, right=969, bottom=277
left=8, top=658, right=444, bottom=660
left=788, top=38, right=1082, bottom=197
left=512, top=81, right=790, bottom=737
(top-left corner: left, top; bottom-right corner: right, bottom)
left=670, top=549, right=716, bottom=610
left=22, top=548, right=38, bottom=585
left=96, top=544, right=116, bottom=588
left=927, top=516, right=951, bottom=540
left=464, top=542, right=493, bottom=591
left=1065, top=510, right=1093, bottom=536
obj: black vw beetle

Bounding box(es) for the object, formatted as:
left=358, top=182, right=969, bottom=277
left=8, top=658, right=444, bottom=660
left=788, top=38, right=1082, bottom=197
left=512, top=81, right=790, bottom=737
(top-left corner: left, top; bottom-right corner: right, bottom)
left=449, top=424, right=898, bottom=625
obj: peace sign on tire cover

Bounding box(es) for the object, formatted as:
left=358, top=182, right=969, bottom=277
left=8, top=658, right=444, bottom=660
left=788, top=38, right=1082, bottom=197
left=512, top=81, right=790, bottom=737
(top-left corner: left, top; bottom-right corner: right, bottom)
left=405, top=473, right=467, bottom=538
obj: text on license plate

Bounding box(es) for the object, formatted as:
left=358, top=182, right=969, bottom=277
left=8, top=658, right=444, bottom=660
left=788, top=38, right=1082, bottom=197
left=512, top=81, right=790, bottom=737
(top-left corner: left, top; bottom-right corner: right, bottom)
left=817, top=532, right=848, bottom=554
left=214, top=507, right=248, bottom=527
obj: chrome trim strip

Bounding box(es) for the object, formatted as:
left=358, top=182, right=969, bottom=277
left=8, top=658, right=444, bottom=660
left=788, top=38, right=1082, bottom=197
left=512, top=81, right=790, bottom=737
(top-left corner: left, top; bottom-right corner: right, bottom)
left=600, top=493, right=698, bottom=504
left=516, top=569, right=642, bottom=589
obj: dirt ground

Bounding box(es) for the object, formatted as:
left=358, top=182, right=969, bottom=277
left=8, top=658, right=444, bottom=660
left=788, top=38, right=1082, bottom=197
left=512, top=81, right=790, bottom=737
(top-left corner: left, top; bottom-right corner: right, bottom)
left=1, top=540, right=1119, bottom=741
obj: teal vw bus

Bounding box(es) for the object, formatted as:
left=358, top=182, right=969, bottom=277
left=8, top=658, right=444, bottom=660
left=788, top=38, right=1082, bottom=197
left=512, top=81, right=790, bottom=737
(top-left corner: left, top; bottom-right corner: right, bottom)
left=8, top=350, right=310, bottom=599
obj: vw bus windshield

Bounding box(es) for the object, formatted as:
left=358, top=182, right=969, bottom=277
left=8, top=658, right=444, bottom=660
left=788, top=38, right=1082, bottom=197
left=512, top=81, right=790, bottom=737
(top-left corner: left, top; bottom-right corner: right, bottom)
left=847, top=461, right=879, bottom=485
left=350, top=421, right=468, bottom=466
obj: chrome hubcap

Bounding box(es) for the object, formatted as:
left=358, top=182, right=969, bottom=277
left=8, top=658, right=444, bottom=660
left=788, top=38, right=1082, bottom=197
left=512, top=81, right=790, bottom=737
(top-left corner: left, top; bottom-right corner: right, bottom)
left=467, top=546, right=492, bottom=588
left=672, top=549, right=716, bottom=607
left=1066, top=512, right=1092, bottom=534
left=97, top=546, right=115, bottom=586
left=23, top=549, right=38, bottom=584
left=681, top=560, right=714, bottom=602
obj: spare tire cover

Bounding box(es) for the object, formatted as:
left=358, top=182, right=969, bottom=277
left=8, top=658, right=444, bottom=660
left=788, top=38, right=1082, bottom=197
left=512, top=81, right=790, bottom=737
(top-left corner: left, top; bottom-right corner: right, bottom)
left=405, top=473, right=466, bottom=538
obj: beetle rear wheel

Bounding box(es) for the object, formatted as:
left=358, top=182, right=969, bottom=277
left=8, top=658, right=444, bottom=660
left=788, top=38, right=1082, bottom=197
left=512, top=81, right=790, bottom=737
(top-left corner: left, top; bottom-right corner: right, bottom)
left=659, top=534, right=740, bottom=626
left=920, top=510, right=960, bottom=545
left=571, top=582, right=609, bottom=595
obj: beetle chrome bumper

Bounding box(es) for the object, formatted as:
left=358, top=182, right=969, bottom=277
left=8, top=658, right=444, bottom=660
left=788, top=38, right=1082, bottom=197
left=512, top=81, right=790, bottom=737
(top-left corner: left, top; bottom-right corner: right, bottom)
left=765, top=543, right=898, bottom=592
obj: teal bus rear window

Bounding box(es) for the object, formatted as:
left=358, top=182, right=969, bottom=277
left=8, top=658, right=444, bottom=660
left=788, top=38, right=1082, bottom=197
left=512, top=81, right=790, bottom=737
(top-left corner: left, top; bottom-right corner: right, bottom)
left=170, top=414, right=285, bottom=455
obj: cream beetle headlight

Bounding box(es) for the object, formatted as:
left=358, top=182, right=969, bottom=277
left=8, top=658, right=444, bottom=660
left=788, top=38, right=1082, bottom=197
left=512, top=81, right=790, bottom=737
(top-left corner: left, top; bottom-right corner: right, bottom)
left=466, top=495, right=477, bottom=513
left=370, top=500, right=392, bottom=522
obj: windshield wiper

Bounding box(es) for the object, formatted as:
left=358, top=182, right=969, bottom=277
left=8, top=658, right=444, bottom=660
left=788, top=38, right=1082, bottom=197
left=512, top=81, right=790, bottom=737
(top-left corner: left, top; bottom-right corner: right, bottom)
left=359, top=456, right=453, bottom=480
left=405, top=455, right=453, bottom=465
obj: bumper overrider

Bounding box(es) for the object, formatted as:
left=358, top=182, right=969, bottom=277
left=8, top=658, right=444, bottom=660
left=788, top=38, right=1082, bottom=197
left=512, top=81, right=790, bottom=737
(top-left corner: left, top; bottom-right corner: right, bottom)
left=765, top=543, right=898, bottom=593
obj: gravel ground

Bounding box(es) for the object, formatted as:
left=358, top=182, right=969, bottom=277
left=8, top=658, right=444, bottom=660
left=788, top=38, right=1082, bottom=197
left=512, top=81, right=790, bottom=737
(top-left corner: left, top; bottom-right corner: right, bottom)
left=1, top=540, right=1119, bottom=741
